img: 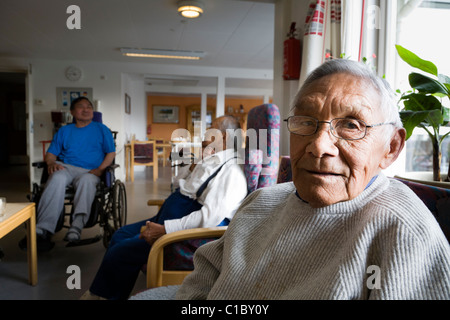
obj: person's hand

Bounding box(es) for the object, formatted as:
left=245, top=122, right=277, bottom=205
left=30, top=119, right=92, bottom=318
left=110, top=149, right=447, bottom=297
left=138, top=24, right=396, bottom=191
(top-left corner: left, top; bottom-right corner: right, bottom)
left=47, top=162, right=65, bottom=175
left=139, top=221, right=166, bottom=245
left=88, top=168, right=103, bottom=177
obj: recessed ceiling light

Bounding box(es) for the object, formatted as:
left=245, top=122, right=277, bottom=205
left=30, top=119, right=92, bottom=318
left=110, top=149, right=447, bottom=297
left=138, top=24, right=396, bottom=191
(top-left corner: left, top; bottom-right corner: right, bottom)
left=120, top=48, right=206, bottom=60
left=177, top=0, right=204, bottom=18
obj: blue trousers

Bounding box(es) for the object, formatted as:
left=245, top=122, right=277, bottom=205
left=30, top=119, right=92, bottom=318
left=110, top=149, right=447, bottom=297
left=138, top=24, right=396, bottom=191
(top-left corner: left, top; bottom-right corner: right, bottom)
left=89, top=190, right=203, bottom=300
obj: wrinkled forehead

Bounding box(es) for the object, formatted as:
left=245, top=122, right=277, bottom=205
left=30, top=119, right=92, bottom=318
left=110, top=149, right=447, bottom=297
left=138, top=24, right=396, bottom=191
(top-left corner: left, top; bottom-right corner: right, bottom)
left=73, top=99, right=93, bottom=108
left=293, top=73, right=383, bottom=120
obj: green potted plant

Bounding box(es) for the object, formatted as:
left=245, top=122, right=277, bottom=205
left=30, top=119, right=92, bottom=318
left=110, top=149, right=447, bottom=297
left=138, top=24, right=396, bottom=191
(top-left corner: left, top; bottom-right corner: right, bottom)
left=395, top=45, right=450, bottom=182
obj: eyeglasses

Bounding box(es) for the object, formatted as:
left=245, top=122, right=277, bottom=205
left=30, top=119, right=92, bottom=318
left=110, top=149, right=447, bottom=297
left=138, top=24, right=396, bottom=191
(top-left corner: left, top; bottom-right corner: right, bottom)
left=284, top=116, right=395, bottom=141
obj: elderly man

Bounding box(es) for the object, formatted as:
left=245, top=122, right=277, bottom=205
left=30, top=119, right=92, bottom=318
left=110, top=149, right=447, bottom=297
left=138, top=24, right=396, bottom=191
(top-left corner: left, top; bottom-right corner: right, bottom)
left=82, top=115, right=248, bottom=300
left=133, top=59, right=449, bottom=300
left=21, top=97, right=115, bottom=251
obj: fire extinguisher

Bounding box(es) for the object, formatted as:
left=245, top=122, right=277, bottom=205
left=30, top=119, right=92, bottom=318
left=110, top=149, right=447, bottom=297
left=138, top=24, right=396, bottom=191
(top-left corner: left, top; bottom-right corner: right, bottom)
left=283, top=22, right=301, bottom=80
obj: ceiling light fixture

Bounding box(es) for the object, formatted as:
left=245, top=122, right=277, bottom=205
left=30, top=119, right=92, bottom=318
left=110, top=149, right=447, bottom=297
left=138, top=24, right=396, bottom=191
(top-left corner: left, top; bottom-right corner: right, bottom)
left=177, top=0, right=204, bottom=18
left=120, top=48, right=206, bottom=60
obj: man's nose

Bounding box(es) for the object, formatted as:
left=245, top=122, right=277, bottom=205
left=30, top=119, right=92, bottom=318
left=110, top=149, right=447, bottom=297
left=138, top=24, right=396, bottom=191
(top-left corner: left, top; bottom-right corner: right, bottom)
left=304, top=123, right=339, bottom=158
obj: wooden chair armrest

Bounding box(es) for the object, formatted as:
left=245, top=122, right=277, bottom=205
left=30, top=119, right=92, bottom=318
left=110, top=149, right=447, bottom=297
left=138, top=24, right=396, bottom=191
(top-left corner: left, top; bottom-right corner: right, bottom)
left=146, top=226, right=227, bottom=288
left=147, top=199, right=165, bottom=207
left=152, top=226, right=227, bottom=246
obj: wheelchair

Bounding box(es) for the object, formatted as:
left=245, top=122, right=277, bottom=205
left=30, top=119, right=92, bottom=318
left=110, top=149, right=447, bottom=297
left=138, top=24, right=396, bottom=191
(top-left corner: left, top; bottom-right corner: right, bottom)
left=29, top=140, right=127, bottom=249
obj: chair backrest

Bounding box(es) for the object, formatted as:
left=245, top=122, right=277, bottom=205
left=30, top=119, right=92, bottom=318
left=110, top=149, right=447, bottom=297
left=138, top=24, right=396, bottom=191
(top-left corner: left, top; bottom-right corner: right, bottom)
left=131, top=140, right=156, bottom=164
left=277, top=155, right=293, bottom=183
left=244, top=103, right=281, bottom=193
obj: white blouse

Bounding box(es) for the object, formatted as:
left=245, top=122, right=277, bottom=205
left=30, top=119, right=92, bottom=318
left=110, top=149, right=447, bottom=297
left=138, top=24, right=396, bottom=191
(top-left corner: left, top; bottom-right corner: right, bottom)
left=164, top=149, right=247, bottom=234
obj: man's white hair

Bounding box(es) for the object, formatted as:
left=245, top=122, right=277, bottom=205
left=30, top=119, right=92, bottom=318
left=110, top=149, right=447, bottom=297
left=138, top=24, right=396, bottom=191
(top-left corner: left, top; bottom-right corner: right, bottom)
left=292, top=59, right=403, bottom=131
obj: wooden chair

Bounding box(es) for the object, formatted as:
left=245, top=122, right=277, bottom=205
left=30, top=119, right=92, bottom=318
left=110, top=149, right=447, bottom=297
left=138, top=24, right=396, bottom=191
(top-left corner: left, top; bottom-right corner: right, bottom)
left=130, top=140, right=158, bottom=182
left=144, top=104, right=281, bottom=288
left=152, top=138, right=171, bottom=167
left=145, top=226, right=227, bottom=288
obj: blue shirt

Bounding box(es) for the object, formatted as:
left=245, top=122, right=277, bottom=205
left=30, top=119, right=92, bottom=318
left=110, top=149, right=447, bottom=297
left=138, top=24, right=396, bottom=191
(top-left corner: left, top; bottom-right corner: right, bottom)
left=47, top=122, right=115, bottom=170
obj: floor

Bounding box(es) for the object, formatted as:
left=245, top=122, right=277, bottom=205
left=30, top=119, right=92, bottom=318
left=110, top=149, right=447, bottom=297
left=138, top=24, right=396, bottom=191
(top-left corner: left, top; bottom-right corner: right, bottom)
left=0, top=163, right=172, bottom=300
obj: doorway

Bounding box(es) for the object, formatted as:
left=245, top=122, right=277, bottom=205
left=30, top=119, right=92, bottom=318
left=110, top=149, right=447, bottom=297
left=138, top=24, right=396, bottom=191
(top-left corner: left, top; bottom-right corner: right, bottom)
left=0, top=72, right=29, bottom=202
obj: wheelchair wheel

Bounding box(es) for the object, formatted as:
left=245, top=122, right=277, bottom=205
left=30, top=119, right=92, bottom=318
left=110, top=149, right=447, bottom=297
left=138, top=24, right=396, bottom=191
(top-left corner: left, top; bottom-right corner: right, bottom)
left=112, top=180, right=127, bottom=229
left=102, top=180, right=127, bottom=248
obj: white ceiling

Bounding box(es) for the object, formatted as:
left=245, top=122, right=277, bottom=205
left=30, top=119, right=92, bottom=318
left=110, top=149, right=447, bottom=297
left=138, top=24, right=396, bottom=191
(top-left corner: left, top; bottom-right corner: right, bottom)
left=0, top=0, right=276, bottom=91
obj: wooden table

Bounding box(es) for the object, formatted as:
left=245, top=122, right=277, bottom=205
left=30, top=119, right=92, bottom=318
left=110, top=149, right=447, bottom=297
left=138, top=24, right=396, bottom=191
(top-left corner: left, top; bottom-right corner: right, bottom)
left=156, top=142, right=172, bottom=167
left=125, top=143, right=131, bottom=181
left=0, top=203, right=38, bottom=286
left=124, top=141, right=177, bottom=181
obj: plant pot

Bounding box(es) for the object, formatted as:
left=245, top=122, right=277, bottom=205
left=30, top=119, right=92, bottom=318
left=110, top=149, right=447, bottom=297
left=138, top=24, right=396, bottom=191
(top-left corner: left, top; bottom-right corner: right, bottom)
left=395, top=171, right=450, bottom=189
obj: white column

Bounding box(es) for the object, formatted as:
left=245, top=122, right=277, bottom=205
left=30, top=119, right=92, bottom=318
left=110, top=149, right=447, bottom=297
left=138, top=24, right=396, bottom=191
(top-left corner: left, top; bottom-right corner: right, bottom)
left=216, top=76, right=225, bottom=117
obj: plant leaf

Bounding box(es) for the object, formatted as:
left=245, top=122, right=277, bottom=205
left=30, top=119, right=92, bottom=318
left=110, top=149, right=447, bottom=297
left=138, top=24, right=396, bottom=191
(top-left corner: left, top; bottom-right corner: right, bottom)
left=399, top=109, right=443, bottom=140
left=444, top=83, right=450, bottom=94
left=400, top=110, right=429, bottom=140
left=443, top=105, right=450, bottom=123
left=426, top=109, right=444, bottom=128
left=400, top=93, right=442, bottom=111
left=409, top=73, right=448, bottom=95
left=395, top=45, right=438, bottom=76
left=438, top=74, right=450, bottom=84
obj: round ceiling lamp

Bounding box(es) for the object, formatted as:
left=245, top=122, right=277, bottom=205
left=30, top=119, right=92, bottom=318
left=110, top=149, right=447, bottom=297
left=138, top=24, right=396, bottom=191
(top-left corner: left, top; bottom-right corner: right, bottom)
left=177, top=0, right=204, bottom=18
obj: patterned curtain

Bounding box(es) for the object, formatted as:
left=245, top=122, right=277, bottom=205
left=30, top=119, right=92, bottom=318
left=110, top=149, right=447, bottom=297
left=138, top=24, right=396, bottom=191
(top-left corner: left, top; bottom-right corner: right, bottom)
left=298, top=0, right=392, bottom=86
left=299, top=0, right=343, bottom=86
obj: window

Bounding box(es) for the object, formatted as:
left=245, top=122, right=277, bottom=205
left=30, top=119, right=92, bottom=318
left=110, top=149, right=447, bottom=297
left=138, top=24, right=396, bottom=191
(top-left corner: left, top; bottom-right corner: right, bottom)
left=395, top=1, right=450, bottom=176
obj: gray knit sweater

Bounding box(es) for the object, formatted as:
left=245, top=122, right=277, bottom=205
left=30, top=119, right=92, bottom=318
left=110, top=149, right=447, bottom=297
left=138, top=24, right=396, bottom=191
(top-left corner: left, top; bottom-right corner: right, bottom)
left=176, top=173, right=450, bottom=300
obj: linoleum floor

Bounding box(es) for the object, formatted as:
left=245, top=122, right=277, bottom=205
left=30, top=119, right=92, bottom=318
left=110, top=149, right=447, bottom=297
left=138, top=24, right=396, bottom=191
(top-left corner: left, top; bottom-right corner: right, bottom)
left=0, top=164, right=172, bottom=300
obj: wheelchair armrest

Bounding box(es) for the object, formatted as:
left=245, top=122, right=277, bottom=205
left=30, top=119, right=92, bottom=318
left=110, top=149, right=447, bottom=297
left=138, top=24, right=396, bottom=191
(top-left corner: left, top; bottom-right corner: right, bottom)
left=146, top=226, right=227, bottom=288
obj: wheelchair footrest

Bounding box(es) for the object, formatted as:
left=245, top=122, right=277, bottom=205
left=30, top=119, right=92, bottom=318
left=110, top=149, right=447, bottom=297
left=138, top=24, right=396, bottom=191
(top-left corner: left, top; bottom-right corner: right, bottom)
left=65, top=234, right=102, bottom=247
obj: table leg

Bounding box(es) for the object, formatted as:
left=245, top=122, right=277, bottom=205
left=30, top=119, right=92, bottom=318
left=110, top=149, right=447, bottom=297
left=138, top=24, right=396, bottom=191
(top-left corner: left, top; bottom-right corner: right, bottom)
left=27, top=211, right=38, bottom=286
left=125, top=145, right=130, bottom=181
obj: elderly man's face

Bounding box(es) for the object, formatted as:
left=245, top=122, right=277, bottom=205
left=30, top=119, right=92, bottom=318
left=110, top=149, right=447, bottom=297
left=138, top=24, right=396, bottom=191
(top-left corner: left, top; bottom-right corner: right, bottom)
left=71, top=99, right=94, bottom=123
left=290, top=73, right=402, bottom=208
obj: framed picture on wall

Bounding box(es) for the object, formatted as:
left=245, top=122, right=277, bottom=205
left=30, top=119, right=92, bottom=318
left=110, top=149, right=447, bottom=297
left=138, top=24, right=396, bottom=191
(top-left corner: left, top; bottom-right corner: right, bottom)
left=153, top=105, right=179, bottom=123
left=56, top=87, right=93, bottom=109
left=125, top=93, right=131, bottom=114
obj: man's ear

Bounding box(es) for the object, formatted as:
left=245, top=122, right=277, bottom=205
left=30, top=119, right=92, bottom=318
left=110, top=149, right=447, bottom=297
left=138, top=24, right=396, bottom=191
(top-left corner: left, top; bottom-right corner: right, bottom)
left=380, top=128, right=406, bottom=169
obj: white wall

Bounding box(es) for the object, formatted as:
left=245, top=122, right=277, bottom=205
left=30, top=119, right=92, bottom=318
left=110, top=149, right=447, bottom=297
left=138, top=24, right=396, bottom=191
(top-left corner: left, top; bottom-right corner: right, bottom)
left=273, top=0, right=310, bottom=156
left=0, top=56, right=273, bottom=184
left=122, top=73, right=146, bottom=142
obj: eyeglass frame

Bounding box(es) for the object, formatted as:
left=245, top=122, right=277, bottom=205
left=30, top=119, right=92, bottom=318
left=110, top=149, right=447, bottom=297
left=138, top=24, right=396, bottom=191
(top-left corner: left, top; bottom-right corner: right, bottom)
left=284, top=115, right=396, bottom=141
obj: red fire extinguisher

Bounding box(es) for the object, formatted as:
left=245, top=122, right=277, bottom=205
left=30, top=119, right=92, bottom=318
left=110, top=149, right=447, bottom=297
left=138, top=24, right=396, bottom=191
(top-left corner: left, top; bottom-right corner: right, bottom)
left=283, top=22, right=301, bottom=80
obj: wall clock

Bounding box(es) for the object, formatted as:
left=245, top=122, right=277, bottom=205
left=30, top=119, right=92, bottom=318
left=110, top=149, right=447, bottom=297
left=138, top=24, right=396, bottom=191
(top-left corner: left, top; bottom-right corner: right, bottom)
left=65, top=66, right=82, bottom=81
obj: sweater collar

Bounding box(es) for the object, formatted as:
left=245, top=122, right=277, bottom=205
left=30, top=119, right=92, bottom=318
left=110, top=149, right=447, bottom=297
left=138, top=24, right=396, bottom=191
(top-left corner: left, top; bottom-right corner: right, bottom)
left=295, top=175, right=379, bottom=203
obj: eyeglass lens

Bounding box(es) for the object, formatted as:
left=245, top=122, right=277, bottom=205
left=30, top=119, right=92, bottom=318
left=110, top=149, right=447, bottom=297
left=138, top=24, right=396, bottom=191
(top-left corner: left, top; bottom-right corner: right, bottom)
left=287, top=117, right=367, bottom=140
